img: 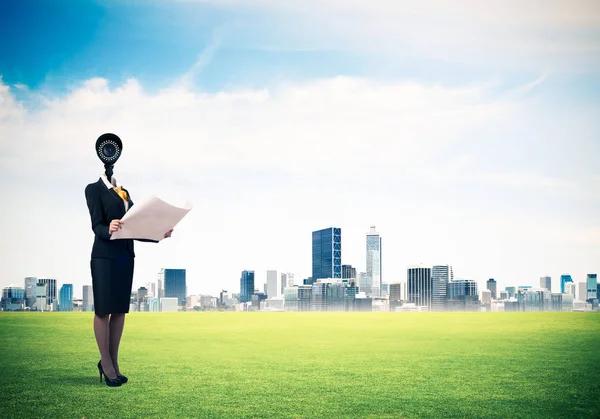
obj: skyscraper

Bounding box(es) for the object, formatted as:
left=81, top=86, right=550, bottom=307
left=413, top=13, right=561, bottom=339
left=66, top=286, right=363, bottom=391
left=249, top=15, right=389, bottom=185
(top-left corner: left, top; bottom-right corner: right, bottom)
left=240, top=270, right=255, bottom=303
left=432, top=265, right=452, bottom=311
left=164, top=269, right=187, bottom=306
left=37, top=278, right=57, bottom=304
left=24, top=277, right=37, bottom=308
left=157, top=269, right=165, bottom=298
left=447, top=279, right=479, bottom=311
left=540, top=276, right=552, bottom=291
left=587, top=274, right=598, bottom=301
left=560, top=274, right=573, bottom=294
left=486, top=278, right=497, bottom=299
left=576, top=282, right=587, bottom=302
left=82, top=285, right=94, bottom=312
left=407, top=266, right=432, bottom=308
left=59, top=284, right=73, bottom=312
left=312, top=227, right=342, bottom=280
left=366, top=226, right=382, bottom=297
left=266, top=270, right=279, bottom=298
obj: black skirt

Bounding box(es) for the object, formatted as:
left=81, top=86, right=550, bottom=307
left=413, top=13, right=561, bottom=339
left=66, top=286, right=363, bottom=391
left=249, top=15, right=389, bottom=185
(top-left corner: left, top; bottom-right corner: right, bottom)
left=91, top=254, right=134, bottom=315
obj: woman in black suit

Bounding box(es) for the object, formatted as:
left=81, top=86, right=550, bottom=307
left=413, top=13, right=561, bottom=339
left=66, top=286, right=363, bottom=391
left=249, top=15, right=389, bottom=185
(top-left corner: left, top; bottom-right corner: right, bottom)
left=85, top=173, right=172, bottom=387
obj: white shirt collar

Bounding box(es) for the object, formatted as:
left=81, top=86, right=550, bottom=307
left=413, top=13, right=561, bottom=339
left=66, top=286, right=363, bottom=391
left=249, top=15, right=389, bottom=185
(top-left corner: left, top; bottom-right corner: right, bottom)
left=100, top=174, right=121, bottom=189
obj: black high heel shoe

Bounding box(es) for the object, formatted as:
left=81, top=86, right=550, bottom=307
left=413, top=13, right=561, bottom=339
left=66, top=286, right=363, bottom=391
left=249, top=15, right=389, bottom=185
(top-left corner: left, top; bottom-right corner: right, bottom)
left=117, top=373, right=128, bottom=384
left=97, top=361, right=122, bottom=387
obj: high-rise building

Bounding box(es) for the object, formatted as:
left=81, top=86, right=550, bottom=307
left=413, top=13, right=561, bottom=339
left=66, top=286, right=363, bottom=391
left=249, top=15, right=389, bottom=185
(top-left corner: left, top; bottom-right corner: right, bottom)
left=240, top=270, right=255, bottom=303
left=486, top=278, right=497, bottom=299
left=389, top=282, right=407, bottom=301
left=37, top=278, right=57, bottom=304
left=505, top=286, right=516, bottom=298
left=312, top=227, right=342, bottom=280
left=137, top=286, right=148, bottom=310
left=24, top=277, right=37, bottom=308
left=587, top=274, right=598, bottom=301
left=366, top=226, right=382, bottom=297
left=281, top=273, right=295, bottom=293
left=358, top=272, right=372, bottom=295
left=36, top=284, right=48, bottom=311
left=576, top=282, right=587, bottom=302
left=59, top=284, right=73, bottom=312
left=157, top=269, right=165, bottom=298
left=432, top=265, right=452, bottom=311
left=560, top=274, right=573, bottom=294
left=407, top=266, right=432, bottom=308
left=164, top=269, right=186, bottom=306
left=342, top=265, right=356, bottom=280
left=266, top=270, right=279, bottom=298
left=82, top=285, right=94, bottom=312
left=540, top=276, right=552, bottom=291
left=481, top=289, right=492, bottom=305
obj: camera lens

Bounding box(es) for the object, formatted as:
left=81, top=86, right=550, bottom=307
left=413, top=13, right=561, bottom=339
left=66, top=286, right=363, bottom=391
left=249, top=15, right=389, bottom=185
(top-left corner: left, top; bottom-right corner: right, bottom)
left=103, top=143, right=116, bottom=158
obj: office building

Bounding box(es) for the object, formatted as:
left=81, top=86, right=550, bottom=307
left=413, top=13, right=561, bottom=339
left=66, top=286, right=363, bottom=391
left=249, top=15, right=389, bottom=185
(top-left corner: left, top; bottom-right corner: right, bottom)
left=505, top=286, right=516, bottom=298
left=540, top=276, right=552, bottom=291
left=240, top=270, right=255, bottom=303
left=281, top=273, right=295, bottom=294
left=24, top=277, right=37, bottom=308
left=587, top=274, right=598, bottom=301
left=358, top=272, right=372, bottom=296
left=486, top=278, right=497, bottom=299
left=82, top=285, right=94, bottom=312
left=157, top=269, right=165, bottom=298
left=447, top=279, right=479, bottom=311
left=481, top=289, right=492, bottom=305
left=160, top=298, right=179, bottom=312
left=576, top=282, right=587, bottom=302
left=560, top=274, right=573, bottom=294
left=366, top=226, right=382, bottom=297
left=407, top=266, right=432, bottom=308
left=148, top=297, right=160, bottom=312
left=432, top=265, right=452, bottom=311
left=266, top=270, right=279, bottom=298
left=312, top=227, right=342, bottom=280
left=36, top=284, right=48, bottom=311
left=342, top=265, right=356, bottom=280
left=1, top=286, right=26, bottom=311
left=164, top=269, right=187, bottom=306
left=59, top=284, right=73, bottom=312
left=37, top=278, right=57, bottom=305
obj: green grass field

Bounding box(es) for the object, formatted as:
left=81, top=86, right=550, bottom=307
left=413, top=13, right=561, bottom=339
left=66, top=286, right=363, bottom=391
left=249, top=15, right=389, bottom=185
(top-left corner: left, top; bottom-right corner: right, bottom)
left=1, top=312, right=599, bottom=418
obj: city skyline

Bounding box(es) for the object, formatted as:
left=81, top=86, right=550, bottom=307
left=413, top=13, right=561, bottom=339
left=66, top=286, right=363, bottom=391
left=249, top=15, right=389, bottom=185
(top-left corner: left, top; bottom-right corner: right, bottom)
left=1, top=1, right=599, bottom=297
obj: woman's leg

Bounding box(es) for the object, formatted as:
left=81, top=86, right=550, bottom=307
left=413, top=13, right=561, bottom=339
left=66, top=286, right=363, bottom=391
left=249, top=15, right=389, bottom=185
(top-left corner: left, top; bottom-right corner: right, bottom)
left=109, top=313, right=126, bottom=375
left=94, top=314, right=118, bottom=379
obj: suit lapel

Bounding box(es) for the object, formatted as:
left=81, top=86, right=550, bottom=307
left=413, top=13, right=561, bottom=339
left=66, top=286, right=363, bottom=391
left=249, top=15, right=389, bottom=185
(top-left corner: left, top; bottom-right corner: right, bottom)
left=99, top=179, right=126, bottom=214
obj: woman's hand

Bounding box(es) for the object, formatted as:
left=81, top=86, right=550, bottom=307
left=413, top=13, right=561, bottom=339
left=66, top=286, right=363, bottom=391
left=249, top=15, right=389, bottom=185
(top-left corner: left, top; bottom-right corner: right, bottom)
left=164, top=229, right=173, bottom=239
left=109, top=219, right=123, bottom=234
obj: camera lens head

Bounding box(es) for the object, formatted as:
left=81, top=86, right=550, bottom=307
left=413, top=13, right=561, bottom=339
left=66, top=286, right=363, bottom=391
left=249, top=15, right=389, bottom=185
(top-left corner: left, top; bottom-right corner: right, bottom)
left=95, top=133, right=122, bottom=165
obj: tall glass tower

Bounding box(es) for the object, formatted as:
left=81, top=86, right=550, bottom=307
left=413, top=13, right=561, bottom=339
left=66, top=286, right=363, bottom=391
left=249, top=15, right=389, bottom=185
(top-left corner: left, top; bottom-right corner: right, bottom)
left=240, top=270, right=255, bottom=303
left=366, top=226, right=382, bottom=297
left=59, top=284, right=73, bottom=312
left=560, top=274, right=573, bottom=294
left=164, top=269, right=187, bottom=306
left=432, top=265, right=453, bottom=311
left=312, top=228, right=342, bottom=280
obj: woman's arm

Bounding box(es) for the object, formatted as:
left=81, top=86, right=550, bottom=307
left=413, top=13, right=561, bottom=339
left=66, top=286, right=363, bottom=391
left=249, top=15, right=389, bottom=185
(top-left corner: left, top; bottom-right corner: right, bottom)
left=85, top=184, right=111, bottom=240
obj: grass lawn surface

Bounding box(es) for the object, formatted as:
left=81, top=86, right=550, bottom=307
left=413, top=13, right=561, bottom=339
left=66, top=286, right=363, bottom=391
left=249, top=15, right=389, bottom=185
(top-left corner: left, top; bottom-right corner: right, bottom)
left=1, top=312, right=599, bottom=418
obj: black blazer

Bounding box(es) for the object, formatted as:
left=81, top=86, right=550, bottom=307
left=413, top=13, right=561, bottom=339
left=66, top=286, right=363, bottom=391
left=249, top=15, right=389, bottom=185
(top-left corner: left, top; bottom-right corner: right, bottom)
left=85, top=178, right=157, bottom=259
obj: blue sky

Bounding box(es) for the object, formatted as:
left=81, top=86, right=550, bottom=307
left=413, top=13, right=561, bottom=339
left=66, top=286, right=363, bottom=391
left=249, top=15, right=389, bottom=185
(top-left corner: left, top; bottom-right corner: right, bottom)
left=1, top=0, right=599, bottom=297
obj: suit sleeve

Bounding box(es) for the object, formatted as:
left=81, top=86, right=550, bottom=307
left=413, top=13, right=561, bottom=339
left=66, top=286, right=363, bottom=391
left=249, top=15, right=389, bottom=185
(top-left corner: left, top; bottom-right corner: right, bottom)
left=85, top=184, right=111, bottom=240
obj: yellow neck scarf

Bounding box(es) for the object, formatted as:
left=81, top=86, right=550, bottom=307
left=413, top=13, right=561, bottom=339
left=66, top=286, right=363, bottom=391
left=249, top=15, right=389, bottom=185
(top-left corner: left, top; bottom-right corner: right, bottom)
left=114, top=186, right=128, bottom=201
